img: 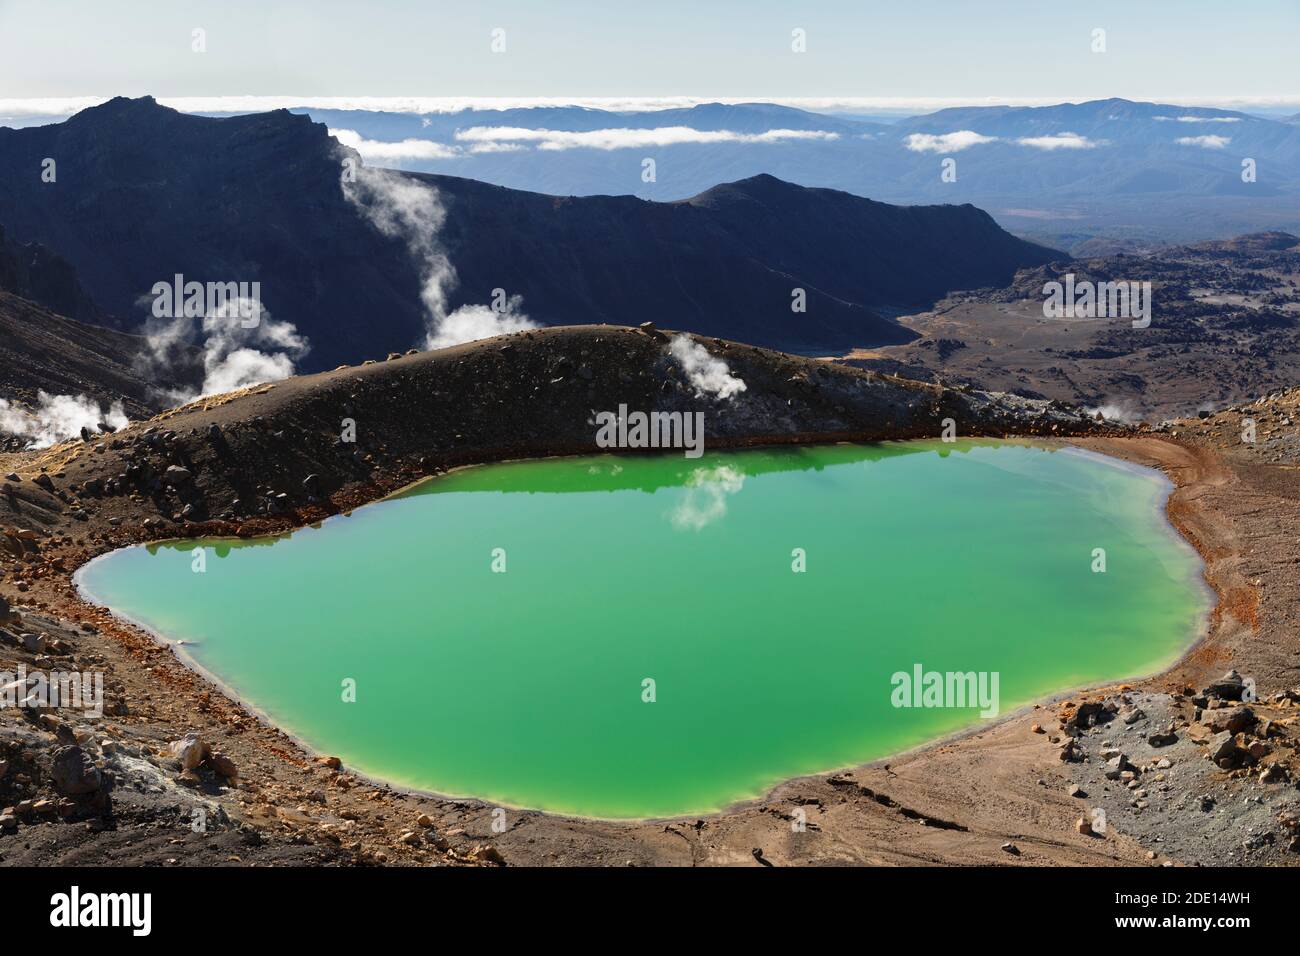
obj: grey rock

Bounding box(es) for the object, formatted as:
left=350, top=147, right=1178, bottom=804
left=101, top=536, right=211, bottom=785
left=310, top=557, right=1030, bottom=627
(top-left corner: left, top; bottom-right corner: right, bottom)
left=1203, top=670, right=1247, bottom=702
left=1204, top=706, right=1256, bottom=735
left=51, top=746, right=102, bottom=795
left=1206, top=731, right=1240, bottom=765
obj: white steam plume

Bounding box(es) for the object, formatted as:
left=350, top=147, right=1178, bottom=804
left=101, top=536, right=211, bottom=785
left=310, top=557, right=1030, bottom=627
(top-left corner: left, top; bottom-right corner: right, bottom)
left=341, top=165, right=539, bottom=349
left=0, top=392, right=129, bottom=449
left=143, top=296, right=309, bottom=402
left=1083, top=400, right=1145, bottom=424
left=668, top=335, right=748, bottom=400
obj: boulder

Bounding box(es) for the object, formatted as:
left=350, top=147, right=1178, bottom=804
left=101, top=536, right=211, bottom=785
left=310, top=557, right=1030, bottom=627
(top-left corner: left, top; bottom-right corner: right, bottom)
left=1186, top=723, right=1213, bottom=743
left=1148, top=724, right=1178, bottom=747
left=169, top=733, right=209, bottom=771
left=207, top=752, right=239, bottom=780
left=163, top=465, right=193, bottom=486
left=1204, top=706, right=1256, bottom=735
left=1203, top=670, right=1247, bottom=702
left=1065, top=700, right=1108, bottom=731
left=1206, top=731, right=1240, bottom=766
left=50, top=746, right=101, bottom=795
left=468, top=843, right=505, bottom=865
left=1104, top=754, right=1132, bottom=780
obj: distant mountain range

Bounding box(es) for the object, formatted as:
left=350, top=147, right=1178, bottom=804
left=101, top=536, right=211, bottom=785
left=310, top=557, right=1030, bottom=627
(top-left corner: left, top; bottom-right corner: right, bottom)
left=277, top=97, right=1300, bottom=248
left=0, top=97, right=1061, bottom=371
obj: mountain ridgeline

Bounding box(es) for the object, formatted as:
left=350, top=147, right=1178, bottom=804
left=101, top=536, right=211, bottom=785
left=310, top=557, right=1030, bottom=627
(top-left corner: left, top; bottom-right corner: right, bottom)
left=0, top=97, right=1063, bottom=370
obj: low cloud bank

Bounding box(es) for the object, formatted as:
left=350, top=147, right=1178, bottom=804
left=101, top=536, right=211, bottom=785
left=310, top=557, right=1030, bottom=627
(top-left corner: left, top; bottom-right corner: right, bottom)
left=331, top=128, right=461, bottom=161
left=904, top=130, right=1106, bottom=153
left=903, top=130, right=997, bottom=153
left=1016, top=132, right=1102, bottom=150
left=1176, top=134, right=1231, bottom=148
left=332, top=126, right=842, bottom=159
left=454, top=126, right=840, bottom=151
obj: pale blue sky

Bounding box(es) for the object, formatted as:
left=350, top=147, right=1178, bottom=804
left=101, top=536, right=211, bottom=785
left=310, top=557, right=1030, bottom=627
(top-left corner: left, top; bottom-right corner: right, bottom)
left=1, top=0, right=1296, bottom=107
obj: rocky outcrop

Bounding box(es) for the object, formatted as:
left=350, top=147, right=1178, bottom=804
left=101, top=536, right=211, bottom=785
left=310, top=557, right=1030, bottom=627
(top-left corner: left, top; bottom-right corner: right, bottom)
left=0, top=325, right=1112, bottom=545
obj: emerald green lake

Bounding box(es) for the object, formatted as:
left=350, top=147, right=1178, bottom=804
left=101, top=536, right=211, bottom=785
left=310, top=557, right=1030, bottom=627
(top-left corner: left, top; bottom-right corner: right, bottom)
left=77, top=440, right=1210, bottom=819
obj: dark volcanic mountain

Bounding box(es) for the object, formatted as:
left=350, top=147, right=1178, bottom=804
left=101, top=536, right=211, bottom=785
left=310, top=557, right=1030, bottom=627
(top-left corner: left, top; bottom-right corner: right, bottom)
left=0, top=224, right=106, bottom=324
left=0, top=291, right=186, bottom=417
left=417, top=171, right=1061, bottom=352
left=0, top=97, right=1063, bottom=369
left=0, top=230, right=197, bottom=412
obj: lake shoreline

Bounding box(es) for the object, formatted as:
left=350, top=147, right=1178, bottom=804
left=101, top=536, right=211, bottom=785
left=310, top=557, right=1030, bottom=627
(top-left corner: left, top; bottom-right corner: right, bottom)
left=71, top=437, right=1213, bottom=826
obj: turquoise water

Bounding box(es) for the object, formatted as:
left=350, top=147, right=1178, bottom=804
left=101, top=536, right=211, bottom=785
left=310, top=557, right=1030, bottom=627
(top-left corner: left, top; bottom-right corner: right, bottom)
left=77, top=440, right=1210, bottom=819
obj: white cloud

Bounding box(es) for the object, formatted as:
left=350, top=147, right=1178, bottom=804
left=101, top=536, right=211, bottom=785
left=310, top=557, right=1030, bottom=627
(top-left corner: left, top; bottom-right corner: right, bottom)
left=330, top=128, right=460, bottom=161
left=903, top=130, right=997, bottom=153
left=454, top=126, right=839, bottom=151
left=1175, top=134, right=1231, bottom=148
left=1016, top=132, right=1102, bottom=150
left=1153, top=115, right=1242, bottom=123
left=329, top=125, right=841, bottom=161
left=465, top=141, right=526, bottom=154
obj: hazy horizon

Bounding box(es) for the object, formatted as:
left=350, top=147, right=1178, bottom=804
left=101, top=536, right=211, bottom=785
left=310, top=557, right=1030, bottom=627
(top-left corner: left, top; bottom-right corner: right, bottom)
left=1, top=0, right=1296, bottom=111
